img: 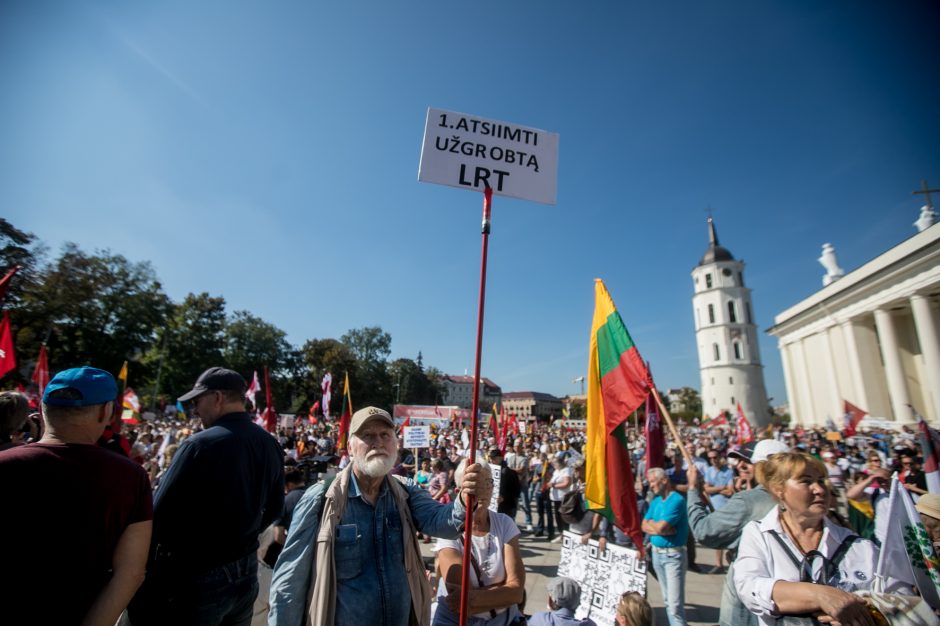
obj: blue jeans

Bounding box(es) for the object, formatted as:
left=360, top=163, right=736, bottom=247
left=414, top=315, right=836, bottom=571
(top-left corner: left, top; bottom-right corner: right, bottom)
left=651, top=547, right=687, bottom=626
left=518, top=479, right=533, bottom=525
left=129, top=553, right=258, bottom=626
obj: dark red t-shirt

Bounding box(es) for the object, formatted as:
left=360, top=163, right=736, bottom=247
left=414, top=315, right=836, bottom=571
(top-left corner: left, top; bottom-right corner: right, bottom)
left=0, top=442, right=153, bottom=624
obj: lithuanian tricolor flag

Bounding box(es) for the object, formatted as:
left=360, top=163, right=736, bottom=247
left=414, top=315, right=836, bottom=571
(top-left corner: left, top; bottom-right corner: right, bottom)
left=585, top=279, right=650, bottom=550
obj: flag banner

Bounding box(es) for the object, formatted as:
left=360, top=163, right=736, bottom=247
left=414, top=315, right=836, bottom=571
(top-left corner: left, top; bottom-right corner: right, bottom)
left=246, top=370, right=261, bottom=409
left=309, top=400, right=321, bottom=425
left=175, top=400, right=186, bottom=420
left=321, top=372, right=332, bottom=419
left=117, top=360, right=128, bottom=389
left=0, top=265, right=21, bottom=305
left=586, top=279, right=649, bottom=549
left=338, top=372, right=352, bottom=449
left=644, top=392, right=665, bottom=470
left=32, top=344, right=49, bottom=399
left=0, top=311, right=16, bottom=379
left=736, top=403, right=754, bottom=445
left=263, top=366, right=276, bottom=433
left=123, top=388, right=141, bottom=413
left=842, top=400, right=868, bottom=436
left=875, top=478, right=940, bottom=608
left=918, top=417, right=940, bottom=494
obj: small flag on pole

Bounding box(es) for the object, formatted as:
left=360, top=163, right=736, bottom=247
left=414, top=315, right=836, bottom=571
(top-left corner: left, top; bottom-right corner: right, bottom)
left=736, top=403, right=754, bottom=445
left=32, top=344, right=49, bottom=399
left=337, top=373, right=352, bottom=450
left=0, top=311, right=16, bottom=379
left=321, top=372, right=332, bottom=420
left=246, top=370, right=261, bottom=409
left=842, top=400, right=868, bottom=437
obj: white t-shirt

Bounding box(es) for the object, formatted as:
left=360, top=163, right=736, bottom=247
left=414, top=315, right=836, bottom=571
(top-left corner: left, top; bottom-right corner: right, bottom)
left=434, top=511, right=520, bottom=619
left=550, top=466, right=574, bottom=502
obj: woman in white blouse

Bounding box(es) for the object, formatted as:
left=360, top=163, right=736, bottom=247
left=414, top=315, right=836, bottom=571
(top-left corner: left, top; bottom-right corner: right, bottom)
left=433, top=459, right=526, bottom=626
left=734, top=452, right=907, bottom=626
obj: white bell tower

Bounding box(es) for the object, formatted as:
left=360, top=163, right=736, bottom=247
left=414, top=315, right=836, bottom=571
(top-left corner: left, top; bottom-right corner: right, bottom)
left=691, top=217, right=770, bottom=427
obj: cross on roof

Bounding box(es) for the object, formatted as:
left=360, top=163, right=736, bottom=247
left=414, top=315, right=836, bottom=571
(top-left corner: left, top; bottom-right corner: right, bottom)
left=913, top=179, right=940, bottom=209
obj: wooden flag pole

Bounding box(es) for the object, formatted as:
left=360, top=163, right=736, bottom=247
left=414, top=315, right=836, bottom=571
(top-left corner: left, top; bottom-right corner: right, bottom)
left=458, top=186, right=493, bottom=626
left=650, top=386, right=714, bottom=511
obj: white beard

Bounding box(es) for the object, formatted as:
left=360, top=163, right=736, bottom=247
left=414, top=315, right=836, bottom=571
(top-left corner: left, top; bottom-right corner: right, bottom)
left=354, top=452, right=396, bottom=478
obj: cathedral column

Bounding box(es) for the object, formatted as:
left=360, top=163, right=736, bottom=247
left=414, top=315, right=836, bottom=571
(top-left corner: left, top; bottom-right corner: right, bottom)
left=779, top=341, right=801, bottom=424
left=873, top=308, right=913, bottom=422
left=911, top=294, right=940, bottom=420
left=791, top=340, right=816, bottom=427
left=839, top=319, right=870, bottom=412
left=820, top=329, right=843, bottom=422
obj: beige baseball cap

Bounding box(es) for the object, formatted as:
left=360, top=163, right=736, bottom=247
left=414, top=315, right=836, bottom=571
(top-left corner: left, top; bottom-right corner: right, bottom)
left=350, top=406, right=395, bottom=435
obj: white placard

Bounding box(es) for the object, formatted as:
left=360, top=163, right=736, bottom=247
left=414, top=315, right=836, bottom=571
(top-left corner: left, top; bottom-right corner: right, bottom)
left=489, top=463, right=502, bottom=512
left=402, top=425, right=431, bottom=449
left=418, top=107, right=559, bottom=205
left=557, top=531, right=647, bottom=626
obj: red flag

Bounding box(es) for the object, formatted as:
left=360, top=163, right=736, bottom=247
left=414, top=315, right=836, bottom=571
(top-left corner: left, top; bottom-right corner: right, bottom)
left=0, top=265, right=21, bottom=305
left=0, top=311, right=16, bottom=379
left=498, top=406, right=510, bottom=454
left=842, top=400, right=868, bottom=437
left=736, top=403, right=754, bottom=445
left=32, top=344, right=49, bottom=399
left=644, top=392, right=665, bottom=469
left=337, top=373, right=352, bottom=449
left=918, top=417, right=940, bottom=493
left=510, top=413, right=520, bottom=437
left=245, top=370, right=261, bottom=409
left=262, top=366, right=276, bottom=433
left=400, top=416, right=411, bottom=431
left=309, top=400, right=320, bottom=425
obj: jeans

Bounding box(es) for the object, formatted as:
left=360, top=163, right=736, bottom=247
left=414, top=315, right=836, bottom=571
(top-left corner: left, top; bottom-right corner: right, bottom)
left=518, top=479, right=533, bottom=525
left=651, top=548, right=687, bottom=626
left=536, top=490, right=554, bottom=537
left=129, top=552, right=258, bottom=626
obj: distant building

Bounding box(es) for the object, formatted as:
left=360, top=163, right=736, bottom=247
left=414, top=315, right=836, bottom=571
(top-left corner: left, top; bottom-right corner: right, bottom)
left=502, top=391, right=563, bottom=421
left=768, top=202, right=940, bottom=427
left=442, top=375, right=501, bottom=409
left=666, top=388, right=686, bottom=415
left=692, top=217, right=771, bottom=427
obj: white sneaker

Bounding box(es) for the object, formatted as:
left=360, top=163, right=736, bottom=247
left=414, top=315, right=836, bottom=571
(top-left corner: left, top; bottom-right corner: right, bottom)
left=525, top=525, right=534, bottom=532
left=551, top=536, right=562, bottom=543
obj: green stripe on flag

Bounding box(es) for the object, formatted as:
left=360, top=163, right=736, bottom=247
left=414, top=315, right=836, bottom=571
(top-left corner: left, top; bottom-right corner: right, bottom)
left=596, top=311, right=637, bottom=377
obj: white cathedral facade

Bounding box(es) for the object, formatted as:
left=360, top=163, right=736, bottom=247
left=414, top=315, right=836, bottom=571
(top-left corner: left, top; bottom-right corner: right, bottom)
left=768, top=195, right=940, bottom=427
left=692, top=218, right=771, bottom=427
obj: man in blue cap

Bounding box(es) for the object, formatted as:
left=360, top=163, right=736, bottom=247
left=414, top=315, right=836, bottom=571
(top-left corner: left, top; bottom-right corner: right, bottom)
left=0, top=366, right=154, bottom=625
left=129, top=366, right=284, bottom=626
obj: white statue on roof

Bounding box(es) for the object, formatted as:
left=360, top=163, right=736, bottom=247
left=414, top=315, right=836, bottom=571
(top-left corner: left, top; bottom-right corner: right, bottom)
left=819, top=243, right=844, bottom=286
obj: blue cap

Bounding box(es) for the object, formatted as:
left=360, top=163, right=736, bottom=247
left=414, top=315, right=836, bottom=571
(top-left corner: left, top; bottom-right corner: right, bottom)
left=42, top=367, right=118, bottom=407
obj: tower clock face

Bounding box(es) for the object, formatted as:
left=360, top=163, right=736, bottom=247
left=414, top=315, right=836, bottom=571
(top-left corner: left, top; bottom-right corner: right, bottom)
left=722, top=268, right=732, bottom=276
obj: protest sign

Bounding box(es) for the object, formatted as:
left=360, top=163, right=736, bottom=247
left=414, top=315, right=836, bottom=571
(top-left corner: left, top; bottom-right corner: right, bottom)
left=557, top=531, right=647, bottom=626
left=402, top=425, right=431, bottom=449
left=418, top=108, right=559, bottom=205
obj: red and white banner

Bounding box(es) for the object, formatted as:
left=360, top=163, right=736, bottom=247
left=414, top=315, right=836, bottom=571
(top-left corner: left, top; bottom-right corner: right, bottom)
left=0, top=311, right=16, bottom=379
left=736, top=403, right=754, bottom=445
left=245, top=370, right=260, bottom=409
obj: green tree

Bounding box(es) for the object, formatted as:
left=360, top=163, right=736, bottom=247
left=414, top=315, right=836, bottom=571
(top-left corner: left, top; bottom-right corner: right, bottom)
left=144, top=292, right=226, bottom=405
left=339, top=326, right=392, bottom=410
left=223, top=310, right=301, bottom=411
left=341, top=326, right=391, bottom=363
left=388, top=357, right=439, bottom=406
left=300, top=338, right=358, bottom=415
left=12, top=244, right=170, bottom=382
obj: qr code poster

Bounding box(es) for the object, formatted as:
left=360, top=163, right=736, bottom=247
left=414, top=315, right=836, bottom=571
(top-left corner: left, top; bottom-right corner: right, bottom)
left=557, top=531, right=647, bottom=626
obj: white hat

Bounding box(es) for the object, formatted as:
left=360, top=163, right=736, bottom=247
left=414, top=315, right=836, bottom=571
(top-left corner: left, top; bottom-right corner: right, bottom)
left=752, top=439, right=790, bottom=463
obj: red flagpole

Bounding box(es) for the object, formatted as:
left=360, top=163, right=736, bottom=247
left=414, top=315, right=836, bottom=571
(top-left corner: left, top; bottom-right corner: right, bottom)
left=458, top=186, right=492, bottom=626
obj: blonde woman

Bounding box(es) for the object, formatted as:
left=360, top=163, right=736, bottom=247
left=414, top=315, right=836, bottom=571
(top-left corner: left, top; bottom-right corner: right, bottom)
left=734, top=452, right=909, bottom=626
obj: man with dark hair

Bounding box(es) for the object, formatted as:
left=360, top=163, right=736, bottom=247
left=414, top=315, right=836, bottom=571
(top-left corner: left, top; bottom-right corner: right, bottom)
left=489, top=445, right=521, bottom=520
left=129, top=367, right=285, bottom=626
left=0, top=367, right=153, bottom=625
left=0, top=390, right=30, bottom=451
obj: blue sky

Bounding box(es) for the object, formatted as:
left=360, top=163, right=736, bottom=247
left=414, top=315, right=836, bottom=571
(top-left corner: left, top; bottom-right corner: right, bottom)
left=2, top=1, right=939, bottom=407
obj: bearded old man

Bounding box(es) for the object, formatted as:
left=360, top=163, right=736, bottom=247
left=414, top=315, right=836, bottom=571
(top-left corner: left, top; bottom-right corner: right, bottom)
left=268, top=406, right=484, bottom=626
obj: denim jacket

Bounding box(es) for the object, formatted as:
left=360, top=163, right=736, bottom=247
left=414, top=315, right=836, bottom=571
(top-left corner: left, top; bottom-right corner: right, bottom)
left=269, top=471, right=466, bottom=626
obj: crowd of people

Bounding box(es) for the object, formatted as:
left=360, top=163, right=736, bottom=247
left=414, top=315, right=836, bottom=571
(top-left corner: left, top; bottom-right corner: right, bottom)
left=2, top=364, right=940, bottom=626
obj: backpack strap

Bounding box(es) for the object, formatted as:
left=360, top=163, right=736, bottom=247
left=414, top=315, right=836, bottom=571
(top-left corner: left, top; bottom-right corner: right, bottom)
left=768, top=529, right=803, bottom=570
